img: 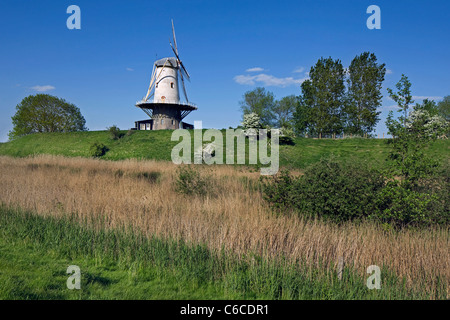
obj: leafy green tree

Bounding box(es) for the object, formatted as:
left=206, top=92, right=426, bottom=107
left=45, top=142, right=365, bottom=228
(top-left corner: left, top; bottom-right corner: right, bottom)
left=385, top=110, right=403, bottom=138
left=387, top=74, right=414, bottom=128
left=239, top=87, right=276, bottom=127
left=385, top=82, right=440, bottom=190
left=344, top=52, right=385, bottom=135
left=437, top=95, right=450, bottom=121
left=413, top=99, right=439, bottom=116
left=9, top=94, right=86, bottom=140
left=293, top=81, right=314, bottom=136
left=294, top=57, right=346, bottom=138
left=272, top=95, right=298, bottom=129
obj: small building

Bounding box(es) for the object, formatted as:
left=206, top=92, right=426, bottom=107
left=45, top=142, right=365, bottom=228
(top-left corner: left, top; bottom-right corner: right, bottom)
left=134, top=119, right=193, bottom=131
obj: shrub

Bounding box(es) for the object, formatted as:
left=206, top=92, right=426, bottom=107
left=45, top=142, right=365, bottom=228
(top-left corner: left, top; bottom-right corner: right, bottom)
left=279, top=135, right=295, bottom=145
left=89, top=142, right=108, bottom=158
left=264, top=158, right=384, bottom=222
left=295, top=158, right=385, bottom=222
left=241, top=113, right=263, bottom=131
left=260, top=170, right=296, bottom=210
left=279, top=127, right=295, bottom=145
left=107, top=125, right=124, bottom=140
left=374, top=181, right=439, bottom=227
left=262, top=156, right=449, bottom=228
left=174, top=166, right=212, bottom=197
left=262, top=157, right=385, bottom=223
left=375, top=160, right=450, bottom=227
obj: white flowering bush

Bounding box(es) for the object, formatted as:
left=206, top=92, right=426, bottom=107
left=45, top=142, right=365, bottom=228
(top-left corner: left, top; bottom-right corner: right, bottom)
left=406, top=109, right=448, bottom=139
left=241, top=113, right=263, bottom=136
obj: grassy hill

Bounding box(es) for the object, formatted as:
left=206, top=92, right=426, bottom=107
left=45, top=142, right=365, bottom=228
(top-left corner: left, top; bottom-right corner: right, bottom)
left=0, top=130, right=448, bottom=169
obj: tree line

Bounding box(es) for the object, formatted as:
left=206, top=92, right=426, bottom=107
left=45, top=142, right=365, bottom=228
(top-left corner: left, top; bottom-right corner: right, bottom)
left=241, top=52, right=386, bottom=138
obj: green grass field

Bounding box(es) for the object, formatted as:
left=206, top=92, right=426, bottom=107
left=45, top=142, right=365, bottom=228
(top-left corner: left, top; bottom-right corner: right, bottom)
left=0, top=131, right=448, bottom=300
left=1, top=130, right=448, bottom=169
left=1, top=206, right=443, bottom=300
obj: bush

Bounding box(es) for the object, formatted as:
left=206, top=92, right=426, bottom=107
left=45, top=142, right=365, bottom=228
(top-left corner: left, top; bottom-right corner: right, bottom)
left=89, top=142, right=108, bottom=158
left=262, top=157, right=385, bottom=223
left=107, top=125, right=124, bottom=140
left=262, top=156, right=449, bottom=228
left=374, top=181, right=438, bottom=227
left=260, top=170, right=296, bottom=210
left=279, top=127, right=295, bottom=145
left=374, top=159, right=450, bottom=227
left=279, top=135, right=295, bottom=145
left=174, top=166, right=212, bottom=197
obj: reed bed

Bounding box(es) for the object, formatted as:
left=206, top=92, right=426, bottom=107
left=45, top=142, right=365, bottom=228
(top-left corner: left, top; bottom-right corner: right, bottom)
left=0, top=155, right=448, bottom=296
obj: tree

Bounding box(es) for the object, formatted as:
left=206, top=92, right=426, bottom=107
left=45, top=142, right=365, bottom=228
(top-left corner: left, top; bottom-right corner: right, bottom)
left=413, top=99, right=439, bottom=117
left=344, top=52, right=385, bottom=135
left=384, top=78, right=440, bottom=190
left=9, top=94, right=86, bottom=140
left=294, top=80, right=314, bottom=136
left=387, top=74, right=414, bottom=128
left=239, top=87, right=276, bottom=127
left=294, top=57, right=345, bottom=138
left=272, top=95, right=298, bottom=129
left=437, top=95, right=450, bottom=121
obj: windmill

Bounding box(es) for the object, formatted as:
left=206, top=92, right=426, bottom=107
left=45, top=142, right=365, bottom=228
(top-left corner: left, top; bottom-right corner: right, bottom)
left=135, top=20, right=197, bottom=130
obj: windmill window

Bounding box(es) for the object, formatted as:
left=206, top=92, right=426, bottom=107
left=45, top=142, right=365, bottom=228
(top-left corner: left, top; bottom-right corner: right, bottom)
left=172, top=120, right=174, bottom=125
left=171, top=82, right=174, bottom=89
left=156, top=83, right=158, bottom=88
left=161, top=119, right=164, bottom=124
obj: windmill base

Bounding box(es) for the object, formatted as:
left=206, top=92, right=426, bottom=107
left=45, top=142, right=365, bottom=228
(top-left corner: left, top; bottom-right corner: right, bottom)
left=134, top=119, right=194, bottom=131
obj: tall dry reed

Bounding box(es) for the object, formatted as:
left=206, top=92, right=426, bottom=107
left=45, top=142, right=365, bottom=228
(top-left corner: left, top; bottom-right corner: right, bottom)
left=0, top=155, right=448, bottom=295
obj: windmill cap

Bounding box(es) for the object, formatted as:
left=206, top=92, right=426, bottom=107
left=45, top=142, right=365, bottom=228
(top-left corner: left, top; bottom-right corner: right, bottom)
left=155, top=57, right=178, bottom=67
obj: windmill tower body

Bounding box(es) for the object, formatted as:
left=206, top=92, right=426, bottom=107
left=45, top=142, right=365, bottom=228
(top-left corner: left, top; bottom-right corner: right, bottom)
left=153, top=57, right=180, bottom=104
left=135, top=21, right=196, bottom=130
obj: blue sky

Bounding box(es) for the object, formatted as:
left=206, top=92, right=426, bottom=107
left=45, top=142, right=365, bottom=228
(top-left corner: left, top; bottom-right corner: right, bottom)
left=0, top=0, right=449, bottom=141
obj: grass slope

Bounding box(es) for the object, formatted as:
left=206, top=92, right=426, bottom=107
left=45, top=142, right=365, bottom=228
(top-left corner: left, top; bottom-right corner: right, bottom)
left=1, top=130, right=448, bottom=169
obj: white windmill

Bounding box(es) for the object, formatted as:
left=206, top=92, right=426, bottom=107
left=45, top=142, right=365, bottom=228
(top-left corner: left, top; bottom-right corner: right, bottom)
left=135, top=20, right=197, bottom=130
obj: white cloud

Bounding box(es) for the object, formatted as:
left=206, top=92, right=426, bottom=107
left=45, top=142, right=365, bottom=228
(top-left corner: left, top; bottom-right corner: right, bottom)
left=126, top=67, right=134, bottom=71
left=293, top=67, right=305, bottom=73
left=412, top=95, right=442, bottom=101
left=234, top=73, right=307, bottom=87
left=246, top=67, right=264, bottom=72
left=31, top=85, right=55, bottom=92
left=386, top=69, right=393, bottom=74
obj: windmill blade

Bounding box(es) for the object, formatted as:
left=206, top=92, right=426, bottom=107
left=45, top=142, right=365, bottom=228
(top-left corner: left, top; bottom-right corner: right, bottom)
left=170, top=41, right=178, bottom=58
left=171, top=19, right=178, bottom=55
left=179, top=61, right=190, bottom=81
left=170, top=44, right=190, bottom=81
left=179, top=69, right=189, bottom=102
